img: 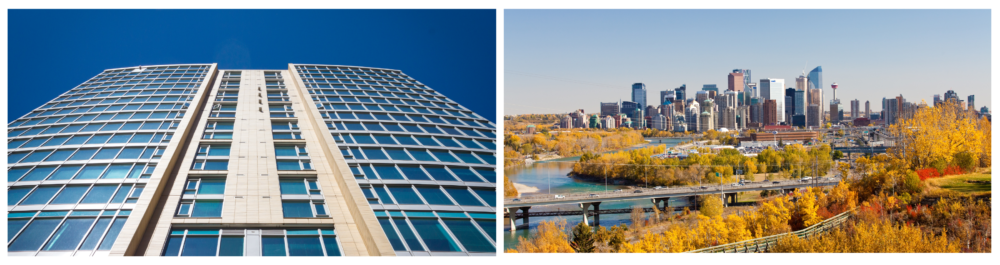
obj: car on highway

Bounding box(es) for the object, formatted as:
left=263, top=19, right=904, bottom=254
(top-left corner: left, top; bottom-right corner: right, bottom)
left=801, top=177, right=812, bottom=181
left=633, top=189, right=643, bottom=193
left=512, top=198, right=521, bottom=202
left=654, top=186, right=663, bottom=190
left=772, top=181, right=781, bottom=184
left=589, top=194, right=599, bottom=197
left=554, top=195, right=565, bottom=199
left=700, top=186, right=708, bottom=190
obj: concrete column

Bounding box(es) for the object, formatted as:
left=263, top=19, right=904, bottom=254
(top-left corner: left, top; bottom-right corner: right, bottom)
left=519, top=207, right=531, bottom=229
left=592, top=202, right=601, bottom=227
left=579, top=203, right=591, bottom=225
left=506, top=208, right=516, bottom=232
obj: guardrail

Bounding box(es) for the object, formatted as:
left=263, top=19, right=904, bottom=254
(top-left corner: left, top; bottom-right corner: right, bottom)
left=686, top=208, right=856, bottom=253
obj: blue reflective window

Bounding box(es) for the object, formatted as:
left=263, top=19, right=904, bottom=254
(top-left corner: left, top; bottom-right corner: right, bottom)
left=208, top=145, right=230, bottom=156
left=86, top=134, right=112, bottom=144
left=409, top=149, right=437, bottom=161
left=437, top=137, right=463, bottom=148
left=191, top=200, right=223, bottom=217
left=410, top=219, right=461, bottom=252
left=276, top=161, right=302, bottom=170
left=322, top=237, right=341, bottom=256
left=8, top=139, right=28, bottom=149
left=444, top=219, right=495, bottom=252
left=374, top=166, right=404, bottom=180
left=282, top=201, right=313, bottom=218
left=473, top=189, right=496, bottom=207
left=43, top=218, right=96, bottom=251
left=181, top=236, right=218, bottom=256
left=454, top=152, right=484, bottom=164
left=385, top=149, right=412, bottom=160
left=8, top=167, right=31, bottom=181
left=8, top=219, right=30, bottom=241
left=81, top=185, right=118, bottom=204
left=398, top=165, right=431, bottom=180
left=162, top=236, right=183, bottom=256
left=22, top=166, right=57, bottom=181
left=93, top=147, right=122, bottom=159
left=51, top=186, right=89, bottom=204
left=476, top=220, right=496, bottom=240
left=199, top=179, right=226, bottom=194
left=361, top=148, right=388, bottom=160
left=48, top=165, right=82, bottom=180
left=219, top=236, right=244, bottom=256
left=203, top=161, right=228, bottom=170
left=279, top=179, right=307, bottom=194
left=65, top=135, right=91, bottom=145
left=262, top=236, right=287, bottom=256
left=431, top=151, right=460, bottom=163
left=117, top=147, right=144, bottom=159
left=476, top=153, right=496, bottom=165
left=75, top=164, right=108, bottom=179
left=446, top=188, right=485, bottom=206
left=70, top=148, right=98, bottom=160
left=22, top=150, right=53, bottom=162
left=97, top=218, right=127, bottom=250
left=45, top=149, right=76, bottom=161
left=8, top=219, right=62, bottom=251
left=21, top=186, right=61, bottom=205
left=8, top=152, right=30, bottom=163
left=287, top=236, right=324, bottom=256
left=8, top=187, right=33, bottom=205
left=378, top=219, right=407, bottom=251
left=108, top=134, right=133, bottom=143
left=22, top=138, right=50, bottom=148
left=450, top=167, right=485, bottom=182
left=387, top=187, right=422, bottom=204
left=424, top=166, right=458, bottom=181
left=417, top=187, right=454, bottom=205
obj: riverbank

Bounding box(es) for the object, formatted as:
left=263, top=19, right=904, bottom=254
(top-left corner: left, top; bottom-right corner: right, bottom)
left=513, top=182, right=540, bottom=194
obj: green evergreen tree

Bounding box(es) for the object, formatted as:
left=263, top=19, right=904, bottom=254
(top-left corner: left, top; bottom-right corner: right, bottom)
left=571, top=222, right=595, bottom=253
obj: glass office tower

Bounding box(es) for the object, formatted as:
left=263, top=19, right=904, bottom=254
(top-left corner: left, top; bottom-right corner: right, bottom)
left=7, top=64, right=497, bottom=257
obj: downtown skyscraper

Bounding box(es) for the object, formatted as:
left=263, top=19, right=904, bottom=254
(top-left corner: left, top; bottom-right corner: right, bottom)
left=7, top=64, right=497, bottom=256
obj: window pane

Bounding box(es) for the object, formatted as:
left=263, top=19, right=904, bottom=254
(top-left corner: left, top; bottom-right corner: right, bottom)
left=96, top=218, right=126, bottom=250
left=361, top=148, right=388, bottom=160
left=398, top=166, right=431, bottom=180
left=45, top=150, right=76, bottom=161
left=322, top=237, right=341, bottom=256
left=162, top=236, right=183, bottom=256
left=181, top=236, right=219, bottom=256
left=43, top=218, right=96, bottom=251
left=446, top=188, right=485, bottom=206
left=474, top=168, right=496, bottom=183
left=192, top=200, right=223, bottom=217
left=274, top=146, right=297, bottom=156
left=279, top=179, right=307, bottom=194
left=392, top=219, right=425, bottom=251
left=454, top=152, right=484, bottom=164
left=22, top=150, right=53, bottom=162
left=117, top=147, right=144, bottom=159
left=283, top=201, right=313, bottom=218
left=9, top=187, right=33, bottom=205
left=409, top=150, right=437, bottom=162
left=69, top=149, right=98, bottom=160
left=262, top=236, right=287, bottom=256
left=276, top=161, right=301, bottom=170
left=431, top=151, right=460, bottom=163
left=102, top=164, right=133, bottom=179
left=374, top=166, right=404, bottom=180
left=208, top=146, right=230, bottom=156
left=417, top=187, right=454, bottom=205
left=374, top=186, right=394, bottom=204
left=110, top=184, right=133, bottom=203
left=8, top=219, right=62, bottom=251
left=287, top=236, right=324, bottom=256
left=8, top=219, right=30, bottom=241
left=22, top=166, right=57, bottom=181
left=444, top=219, right=495, bottom=252
left=21, top=186, right=61, bottom=205
left=473, top=189, right=496, bottom=207
left=198, top=179, right=226, bottom=194
left=204, top=161, right=228, bottom=170
left=8, top=167, right=31, bottom=182
left=93, top=147, right=122, bottom=159
left=450, top=167, right=485, bottom=182
left=51, top=186, right=89, bottom=204
left=378, top=219, right=407, bottom=251
left=410, top=219, right=461, bottom=252
left=76, top=164, right=108, bottom=179
left=219, top=236, right=244, bottom=256
left=476, top=220, right=496, bottom=240
left=424, top=166, right=458, bottom=181
left=81, top=185, right=118, bottom=204
left=387, top=187, right=422, bottom=204
left=385, top=149, right=411, bottom=160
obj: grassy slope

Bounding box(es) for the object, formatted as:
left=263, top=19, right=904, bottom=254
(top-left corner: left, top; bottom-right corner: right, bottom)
left=925, top=172, right=991, bottom=193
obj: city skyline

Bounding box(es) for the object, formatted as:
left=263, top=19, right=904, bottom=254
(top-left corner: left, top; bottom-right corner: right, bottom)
left=505, top=9, right=989, bottom=115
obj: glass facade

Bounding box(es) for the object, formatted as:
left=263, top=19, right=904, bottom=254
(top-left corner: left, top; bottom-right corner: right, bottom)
left=7, top=64, right=212, bottom=256
left=293, top=64, right=496, bottom=255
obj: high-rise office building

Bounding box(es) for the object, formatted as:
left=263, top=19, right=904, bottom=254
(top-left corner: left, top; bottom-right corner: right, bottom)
left=732, top=69, right=751, bottom=91
left=728, top=72, right=744, bottom=92
left=785, top=88, right=796, bottom=121
left=933, top=94, right=942, bottom=107
left=621, top=101, right=640, bottom=121
left=807, top=104, right=820, bottom=127
left=944, top=90, right=958, bottom=103
left=808, top=88, right=823, bottom=126
left=968, top=95, right=975, bottom=111
left=865, top=101, right=871, bottom=119
left=674, top=84, right=687, bottom=105
left=762, top=99, right=777, bottom=126
left=659, top=90, right=674, bottom=106
left=760, top=78, right=785, bottom=123
left=807, top=66, right=822, bottom=90
left=795, top=74, right=808, bottom=91
left=830, top=100, right=842, bottom=124
left=6, top=64, right=498, bottom=256
left=632, top=83, right=647, bottom=116
left=850, top=99, right=860, bottom=120
left=600, top=102, right=620, bottom=117
left=686, top=101, right=700, bottom=132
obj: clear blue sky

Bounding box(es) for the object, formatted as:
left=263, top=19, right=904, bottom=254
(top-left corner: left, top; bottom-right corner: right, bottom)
left=8, top=9, right=496, bottom=123
left=505, top=9, right=990, bottom=115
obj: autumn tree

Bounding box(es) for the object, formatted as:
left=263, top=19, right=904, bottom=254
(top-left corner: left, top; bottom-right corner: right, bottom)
left=509, top=220, right=574, bottom=253
left=570, top=222, right=595, bottom=253
left=700, top=195, right=724, bottom=218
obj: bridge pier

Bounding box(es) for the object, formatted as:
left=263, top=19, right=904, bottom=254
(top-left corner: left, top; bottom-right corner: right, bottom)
left=579, top=202, right=601, bottom=226
left=651, top=197, right=670, bottom=211
left=725, top=193, right=738, bottom=205
left=506, top=207, right=532, bottom=231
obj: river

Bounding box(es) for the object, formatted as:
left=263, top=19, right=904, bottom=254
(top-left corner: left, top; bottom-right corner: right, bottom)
left=502, top=137, right=691, bottom=250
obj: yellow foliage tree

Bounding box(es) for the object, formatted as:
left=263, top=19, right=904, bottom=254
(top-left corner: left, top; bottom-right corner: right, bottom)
left=509, top=220, right=575, bottom=253
left=699, top=195, right=724, bottom=218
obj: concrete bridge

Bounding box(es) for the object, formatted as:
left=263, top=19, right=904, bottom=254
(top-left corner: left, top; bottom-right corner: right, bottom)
left=504, top=178, right=840, bottom=230
left=832, top=146, right=889, bottom=154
